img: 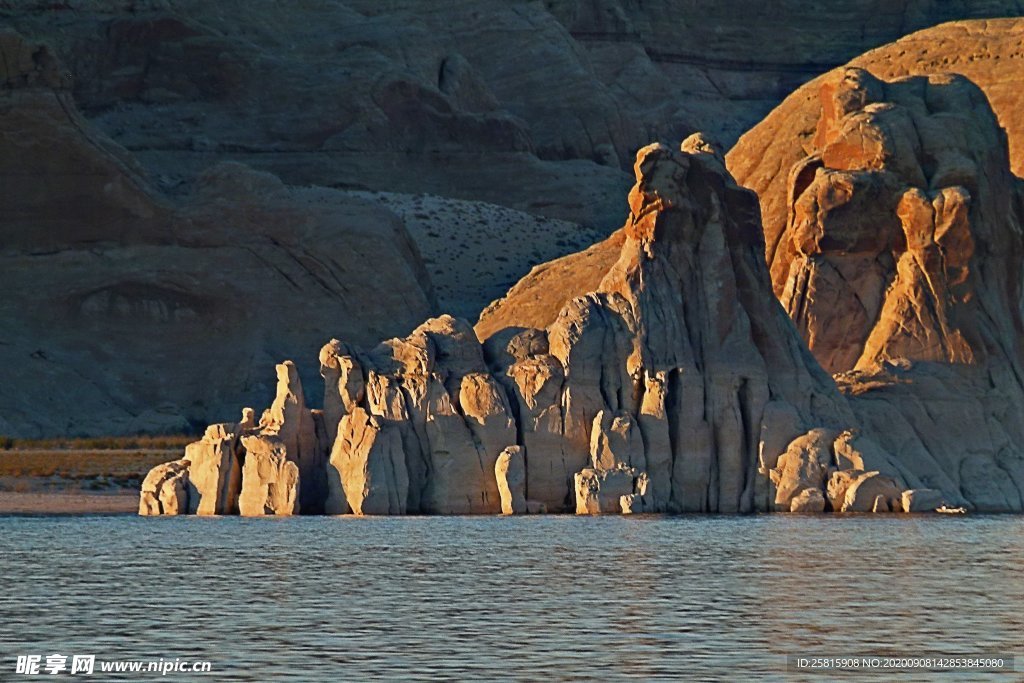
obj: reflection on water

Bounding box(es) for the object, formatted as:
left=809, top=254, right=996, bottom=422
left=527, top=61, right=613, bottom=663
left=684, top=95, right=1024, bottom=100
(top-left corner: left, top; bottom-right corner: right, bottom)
left=0, top=515, right=1021, bottom=680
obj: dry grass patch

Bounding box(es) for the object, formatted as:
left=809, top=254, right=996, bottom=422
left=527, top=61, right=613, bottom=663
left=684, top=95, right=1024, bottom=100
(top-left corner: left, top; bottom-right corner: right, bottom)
left=0, top=450, right=179, bottom=482
left=0, top=435, right=193, bottom=451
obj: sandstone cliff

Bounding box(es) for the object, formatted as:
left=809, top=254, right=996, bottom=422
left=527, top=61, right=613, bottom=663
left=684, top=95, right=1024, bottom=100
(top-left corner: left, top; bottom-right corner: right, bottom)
left=4, top=3, right=1020, bottom=232
left=727, top=18, right=1024, bottom=284
left=7, top=2, right=1018, bottom=209
left=728, top=66, right=1024, bottom=511
left=0, top=31, right=436, bottom=437
left=143, top=137, right=944, bottom=516
left=478, top=18, right=1024, bottom=335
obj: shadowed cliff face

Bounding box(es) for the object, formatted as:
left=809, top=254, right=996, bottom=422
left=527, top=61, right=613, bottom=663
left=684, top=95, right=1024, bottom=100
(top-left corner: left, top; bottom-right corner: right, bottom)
left=549, top=1, right=1024, bottom=141
left=729, top=66, right=1024, bottom=511
left=6, top=8, right=1024, bottom=441
left=0, top=31, right=437, bottom=437
left=2, top=2, right=1021, bottom=233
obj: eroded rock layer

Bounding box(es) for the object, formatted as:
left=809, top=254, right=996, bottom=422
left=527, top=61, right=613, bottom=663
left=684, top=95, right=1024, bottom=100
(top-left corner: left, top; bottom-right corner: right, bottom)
left=144, top=137, right=950, bottom=515
left=0, top=31, right=437, bottom=437
left=481, top=18, right=1024, bottom=338
left=729, top=67, right=1024, bottom=511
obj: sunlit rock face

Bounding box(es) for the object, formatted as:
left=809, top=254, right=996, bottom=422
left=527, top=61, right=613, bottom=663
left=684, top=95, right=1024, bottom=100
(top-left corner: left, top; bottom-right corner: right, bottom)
left=772, top=67, right=1017, bottom=375
left=144, top=137, right=938, bottom=516
left=312, top=138, right=859, bottom=515
left=727, top=19, right=1024, bottom=236
left=479, top=17, right=1024, bottom=342
left=730, top=67, right=1024, bottom=512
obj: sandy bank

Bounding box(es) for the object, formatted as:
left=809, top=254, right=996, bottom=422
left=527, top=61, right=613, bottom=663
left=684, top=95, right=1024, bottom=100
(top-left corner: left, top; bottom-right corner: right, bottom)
left=0, top=490, right=137, bottom=515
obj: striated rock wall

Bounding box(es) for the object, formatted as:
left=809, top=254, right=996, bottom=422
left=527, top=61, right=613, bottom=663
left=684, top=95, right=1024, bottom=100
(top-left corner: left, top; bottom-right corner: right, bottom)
left=143, top=137, right=956, bottom=515
left=0, top=31, right=437, bottom=437
left=729, top=66, right=1024, bottom=511
left=4, top=4, right=1021, bottom=234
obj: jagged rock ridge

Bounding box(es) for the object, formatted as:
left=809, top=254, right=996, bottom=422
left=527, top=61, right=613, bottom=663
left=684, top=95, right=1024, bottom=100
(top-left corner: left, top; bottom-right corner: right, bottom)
left=729, top=66, right=1024, bottom=511
left=142, top=137, right=943, bottom=516
left=480, top=18, right=1024, bottom=339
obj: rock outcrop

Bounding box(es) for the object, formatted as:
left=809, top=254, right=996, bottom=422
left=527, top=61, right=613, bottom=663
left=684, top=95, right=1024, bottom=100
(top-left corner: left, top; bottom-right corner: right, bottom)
left=727, top=19, right=1024, bottom=288
left=138, top=459, right=190, bottom=516
left=237, top=436, right=300, bottom=517
left=327, top=407, right=408, bottom=516
left=475, top=231, right=626, bottom=340
left=0, top=31, right=437, bottom=438
left=902, top=488, right=946, bottom=512
left=729, top=66, right=1024, bottom=511
left=322, top=315, right=518, bottom=515
left=481, top=18, right=1024, bottom=338
left=494, top=446, right=527, bottom=515
left=140, top=365, right=328, bottom=516
left=143, top=136, right=927, bottom=516
left=183, top=424, right=244, bottom=516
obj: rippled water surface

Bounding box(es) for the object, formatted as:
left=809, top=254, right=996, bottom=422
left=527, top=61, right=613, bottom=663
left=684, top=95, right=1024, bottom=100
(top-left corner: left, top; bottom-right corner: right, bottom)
left=1, top=515, right=1022, bottom=680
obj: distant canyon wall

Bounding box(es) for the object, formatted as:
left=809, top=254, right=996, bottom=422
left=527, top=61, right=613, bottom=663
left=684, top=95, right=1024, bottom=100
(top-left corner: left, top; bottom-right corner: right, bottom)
left=3, top=2, right=1021, bottom=232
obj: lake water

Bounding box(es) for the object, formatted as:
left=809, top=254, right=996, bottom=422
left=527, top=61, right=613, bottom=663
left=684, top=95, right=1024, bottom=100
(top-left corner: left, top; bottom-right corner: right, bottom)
left=0, top=514, right=1021, bottom=681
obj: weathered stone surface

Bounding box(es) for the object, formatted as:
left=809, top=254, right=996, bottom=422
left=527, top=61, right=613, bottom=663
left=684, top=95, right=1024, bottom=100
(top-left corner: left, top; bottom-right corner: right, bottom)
left=321, top=316, right=518, bottom=515
left=476, top=231, right=627, bottom=340
left=328, top=407, right=408, bottom=516
left=769, top=426, right=915, bottom=512
left=262, top=362, right=325, bottom=514
left=790, top=488, right=826, bottom=513
left=13, top=12, right=1024, bottom=440
left=184, top=425, right=242, bottom=516
left=842, top=471, right=903, bottom=513
left=138, top=458, right=190, bottom=516
left=138, top=360, right=328, bottom=516
left=0, top=31, right=437, bottom=438
left=483, top=138, right=863, bottom=514
left=575, top=468, right=639, bottom=515
left=319, top=339, right=365, bottom=447
left=590, top=410, right=645, bottom=471
left=771, top=429, right=836, bottom=512
left=8, top=3, right=1018, bottom=236
left=902, top=488, right=945, bottom=513
left=760, top=69, right=1012, bottom=374
left=147, top=136, right=878, bottom=516
left=494, top=446, right=527, bottom=515
left=826, top=469, right=865, bottom=512
left=730, top=63, right=1024, bottom=511
left=237, top=435, right=300, bottom=517
left=729, top=20, right=1024, bottom=279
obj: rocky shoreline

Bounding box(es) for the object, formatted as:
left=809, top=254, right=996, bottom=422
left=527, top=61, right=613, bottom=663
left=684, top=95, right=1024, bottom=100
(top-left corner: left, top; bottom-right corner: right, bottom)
left=1, top=12, right=1022, bottom=515
left=141, top=126, right=987, bottom=517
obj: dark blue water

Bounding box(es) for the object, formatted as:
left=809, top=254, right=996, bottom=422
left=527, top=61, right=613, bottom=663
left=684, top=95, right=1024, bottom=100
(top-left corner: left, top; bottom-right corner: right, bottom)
left=0, top=515, right=1021, bottom=681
